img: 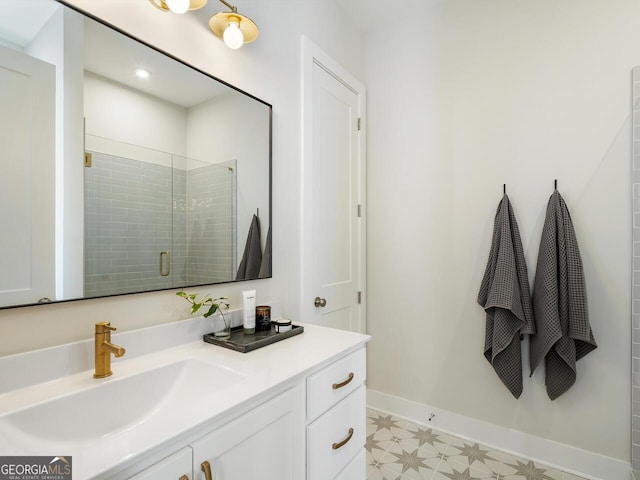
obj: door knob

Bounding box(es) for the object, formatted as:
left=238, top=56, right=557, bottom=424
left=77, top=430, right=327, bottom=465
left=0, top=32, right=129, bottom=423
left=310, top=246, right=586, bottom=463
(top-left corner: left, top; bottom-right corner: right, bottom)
left=314, top=297, right=327, bottom=308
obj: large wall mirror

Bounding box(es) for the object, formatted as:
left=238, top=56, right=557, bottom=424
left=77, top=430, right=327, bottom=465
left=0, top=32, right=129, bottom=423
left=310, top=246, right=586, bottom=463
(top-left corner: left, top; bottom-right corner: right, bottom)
left=0, top=0, right=272, bottom=309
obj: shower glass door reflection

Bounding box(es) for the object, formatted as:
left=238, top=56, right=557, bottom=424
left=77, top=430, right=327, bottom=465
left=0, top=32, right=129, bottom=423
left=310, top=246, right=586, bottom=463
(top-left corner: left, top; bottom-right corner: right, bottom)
left=84, top=135, right=236, bottom=298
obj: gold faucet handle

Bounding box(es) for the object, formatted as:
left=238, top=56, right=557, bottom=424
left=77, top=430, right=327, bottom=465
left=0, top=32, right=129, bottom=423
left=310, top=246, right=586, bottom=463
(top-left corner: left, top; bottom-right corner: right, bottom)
left=95, top=321, right=117, bottom=333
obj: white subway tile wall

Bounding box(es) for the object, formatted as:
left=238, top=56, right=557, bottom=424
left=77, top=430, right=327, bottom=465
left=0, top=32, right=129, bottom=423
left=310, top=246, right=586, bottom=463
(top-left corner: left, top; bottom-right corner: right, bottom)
left=84, top=152, right=235, bottom=296
left=185, top=161, right=236, bottom=285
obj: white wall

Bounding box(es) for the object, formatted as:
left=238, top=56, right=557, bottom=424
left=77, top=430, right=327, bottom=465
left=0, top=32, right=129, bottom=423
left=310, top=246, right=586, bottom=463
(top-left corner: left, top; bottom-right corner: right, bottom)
left=366, top=0, right=636, bottom=463
left=84, top=72, right=188, bottom=156
left=0, top=1, right=364, bottom=355
left=26, top=7, right=85, bottom=301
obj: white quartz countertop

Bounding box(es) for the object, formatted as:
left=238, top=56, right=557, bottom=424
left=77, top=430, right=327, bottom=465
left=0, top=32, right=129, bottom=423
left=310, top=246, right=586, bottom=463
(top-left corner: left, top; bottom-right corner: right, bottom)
left=0, top=321, right=370, bottom=479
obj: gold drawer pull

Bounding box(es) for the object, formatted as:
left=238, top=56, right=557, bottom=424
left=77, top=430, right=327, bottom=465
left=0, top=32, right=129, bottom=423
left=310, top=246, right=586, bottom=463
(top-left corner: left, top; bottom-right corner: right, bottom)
left=332, top=372, right=354, bottom=390
left=201, top=461, right=212, bottom=480
left=332, top=427, right=354, bottom=450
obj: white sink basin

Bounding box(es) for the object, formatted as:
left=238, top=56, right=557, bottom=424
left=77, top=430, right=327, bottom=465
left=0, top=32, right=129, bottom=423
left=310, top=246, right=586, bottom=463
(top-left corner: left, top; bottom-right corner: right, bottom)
left=2, top=358, right=246, bottom=441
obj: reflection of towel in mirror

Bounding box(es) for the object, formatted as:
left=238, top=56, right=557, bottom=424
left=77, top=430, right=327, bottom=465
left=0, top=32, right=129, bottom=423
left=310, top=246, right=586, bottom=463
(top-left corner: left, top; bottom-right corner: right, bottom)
left=530, top=190, right=597, bottom=400
left=258, top=226, right=271, bottom=279
left=477, top=194, right=535, bottom=399
left=236, top=214, right=262, bottom=281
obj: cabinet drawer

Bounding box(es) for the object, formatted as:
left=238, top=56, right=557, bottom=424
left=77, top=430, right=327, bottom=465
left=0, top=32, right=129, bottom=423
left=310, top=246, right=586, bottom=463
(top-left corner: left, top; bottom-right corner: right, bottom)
left=335, top=449, right=366, bottom=480
left=307, top=348, right=365, bottom=421
left=307, top=386, right=365, bottom=480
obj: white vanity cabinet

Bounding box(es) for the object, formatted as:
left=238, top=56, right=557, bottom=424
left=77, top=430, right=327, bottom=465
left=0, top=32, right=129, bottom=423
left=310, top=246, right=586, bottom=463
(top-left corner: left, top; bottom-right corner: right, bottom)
left=125, top=347, right=366, bottom=480
left=190, top=386, right=303, bottom=480
left=128, top=447, right=193, bottom=480
left=306, top=347, right=367, bottom=480
left=0, top=320, right=370, bottom=479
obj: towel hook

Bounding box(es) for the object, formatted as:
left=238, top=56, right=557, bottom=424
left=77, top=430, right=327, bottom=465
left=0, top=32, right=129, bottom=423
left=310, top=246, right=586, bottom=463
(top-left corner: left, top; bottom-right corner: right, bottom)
left=554, top=179, right=557, bottom=190
left=503, top=184, right=506, bottom=194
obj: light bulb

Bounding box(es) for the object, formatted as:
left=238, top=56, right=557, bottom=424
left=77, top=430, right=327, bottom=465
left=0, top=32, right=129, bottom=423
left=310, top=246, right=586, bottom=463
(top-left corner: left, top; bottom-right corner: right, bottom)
left=223, top=21, right=244, bottom=49
left=166, top=0, right=189, bottom=14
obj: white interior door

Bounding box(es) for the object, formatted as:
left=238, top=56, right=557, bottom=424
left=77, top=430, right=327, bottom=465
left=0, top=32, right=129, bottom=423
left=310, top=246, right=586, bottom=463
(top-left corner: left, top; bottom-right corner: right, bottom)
left=302, top=38, right=366, bottom=333
left=0, top=45, right=55, bottom=305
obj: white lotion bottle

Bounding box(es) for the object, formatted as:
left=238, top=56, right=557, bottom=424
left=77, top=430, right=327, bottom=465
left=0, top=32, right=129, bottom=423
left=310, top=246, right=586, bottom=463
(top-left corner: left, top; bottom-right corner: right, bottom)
left=242, top=289, right=256, bottom=334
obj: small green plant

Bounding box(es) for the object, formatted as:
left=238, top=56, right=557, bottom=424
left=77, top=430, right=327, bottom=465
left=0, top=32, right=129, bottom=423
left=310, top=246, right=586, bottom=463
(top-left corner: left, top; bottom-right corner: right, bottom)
left=176, top=291, right=230, bottom=329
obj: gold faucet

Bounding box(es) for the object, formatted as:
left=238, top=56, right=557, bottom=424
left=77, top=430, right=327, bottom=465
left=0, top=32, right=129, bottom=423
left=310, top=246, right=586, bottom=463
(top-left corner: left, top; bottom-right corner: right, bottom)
left=94, top=322, right=126, bottom=378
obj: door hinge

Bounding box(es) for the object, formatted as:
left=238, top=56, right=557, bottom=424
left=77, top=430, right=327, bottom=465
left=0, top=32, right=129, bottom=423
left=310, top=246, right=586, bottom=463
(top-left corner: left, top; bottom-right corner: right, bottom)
left=358, top=291, right=362, bottom=304
left=357, top=117, right=362, bottom=131
left=84, top=152, right=92, bottom=167
left=357, top=204, right=362, bottom=217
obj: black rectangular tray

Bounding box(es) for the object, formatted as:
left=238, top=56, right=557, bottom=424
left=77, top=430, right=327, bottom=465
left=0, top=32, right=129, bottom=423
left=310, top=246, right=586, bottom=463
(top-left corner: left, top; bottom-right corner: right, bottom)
left=203, top=324, right=303, bottom=353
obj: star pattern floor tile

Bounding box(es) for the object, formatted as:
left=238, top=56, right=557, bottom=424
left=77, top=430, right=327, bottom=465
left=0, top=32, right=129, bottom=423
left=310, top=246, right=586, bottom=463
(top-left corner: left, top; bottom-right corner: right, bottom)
left=365, top=408, right=589, bottom=480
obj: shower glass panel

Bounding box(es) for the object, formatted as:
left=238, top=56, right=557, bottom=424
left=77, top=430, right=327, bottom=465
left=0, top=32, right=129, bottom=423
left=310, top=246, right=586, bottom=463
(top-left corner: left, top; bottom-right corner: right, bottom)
left=175, top=156, right=237, bottom=286
left=84, top=135, right=236, bottom=297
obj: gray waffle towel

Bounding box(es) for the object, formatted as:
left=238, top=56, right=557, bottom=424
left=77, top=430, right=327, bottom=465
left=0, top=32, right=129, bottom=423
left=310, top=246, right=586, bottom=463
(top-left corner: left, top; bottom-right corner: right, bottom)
left=530, top=190, right=597, bottom=400
left=236, top=214, right=262, bottom=281
left=258, top=226, right=272, bottom=279
left=478, top=194, right=535, bottom=399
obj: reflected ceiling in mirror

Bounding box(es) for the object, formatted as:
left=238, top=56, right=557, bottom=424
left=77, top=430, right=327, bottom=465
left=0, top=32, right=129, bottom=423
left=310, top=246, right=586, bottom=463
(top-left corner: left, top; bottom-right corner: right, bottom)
left=0, top=0, right=272, bottom=309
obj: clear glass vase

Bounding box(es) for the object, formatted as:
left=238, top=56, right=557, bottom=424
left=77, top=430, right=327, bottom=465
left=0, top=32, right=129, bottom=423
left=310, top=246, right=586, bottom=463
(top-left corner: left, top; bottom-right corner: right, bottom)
left=213, top=312, right=231, bottom=338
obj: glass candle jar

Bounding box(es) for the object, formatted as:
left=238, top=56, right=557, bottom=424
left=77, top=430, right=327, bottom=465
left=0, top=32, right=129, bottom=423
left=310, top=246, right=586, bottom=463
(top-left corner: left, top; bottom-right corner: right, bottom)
left=256, top=305, right=271, bottom=331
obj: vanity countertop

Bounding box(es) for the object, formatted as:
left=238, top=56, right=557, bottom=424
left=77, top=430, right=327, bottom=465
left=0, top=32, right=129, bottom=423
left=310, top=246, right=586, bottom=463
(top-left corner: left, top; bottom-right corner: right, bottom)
left=0, top=320, right=370, bottom=479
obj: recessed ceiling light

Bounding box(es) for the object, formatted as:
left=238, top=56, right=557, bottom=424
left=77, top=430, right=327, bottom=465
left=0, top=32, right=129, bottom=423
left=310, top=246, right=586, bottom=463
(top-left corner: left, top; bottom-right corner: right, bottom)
left=135, top=68, right=151, bottom=79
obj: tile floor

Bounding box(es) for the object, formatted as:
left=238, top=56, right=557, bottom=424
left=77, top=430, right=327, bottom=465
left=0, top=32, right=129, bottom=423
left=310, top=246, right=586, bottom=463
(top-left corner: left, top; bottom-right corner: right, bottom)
left=366, top=408, right=588, bottom=480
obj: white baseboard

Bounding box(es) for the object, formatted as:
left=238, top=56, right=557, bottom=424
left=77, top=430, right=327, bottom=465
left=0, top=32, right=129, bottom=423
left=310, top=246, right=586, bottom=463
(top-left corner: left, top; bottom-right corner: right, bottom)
left=366, top=388, right=630, bottom=480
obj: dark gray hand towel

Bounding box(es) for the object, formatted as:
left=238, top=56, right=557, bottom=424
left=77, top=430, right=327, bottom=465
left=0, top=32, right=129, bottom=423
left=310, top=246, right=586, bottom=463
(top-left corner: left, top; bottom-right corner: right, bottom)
left=478, top=194, right=535, bottom=399
left=530, top=190, right=597, bottom=400
left=236, top=214, right=262, bottom=281
left=258, top=226, right=272, bottom=279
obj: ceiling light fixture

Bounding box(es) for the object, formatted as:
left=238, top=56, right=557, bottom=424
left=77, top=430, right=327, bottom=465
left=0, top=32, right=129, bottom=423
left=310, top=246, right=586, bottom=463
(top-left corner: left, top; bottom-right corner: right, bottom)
left=135, top=68, right=151, bottom=79
left=148, top=0, right=207, bottom=14
left=209, top=0, right=259, bottom=50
